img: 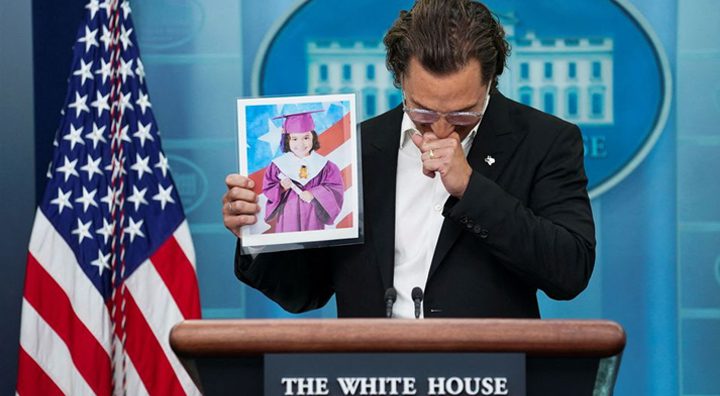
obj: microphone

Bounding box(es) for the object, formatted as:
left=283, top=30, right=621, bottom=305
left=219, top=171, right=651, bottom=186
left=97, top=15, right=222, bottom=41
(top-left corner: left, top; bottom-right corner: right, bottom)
left=384, top=288, right=397, bottom=318
left=412, top=287, right=424, bottom=319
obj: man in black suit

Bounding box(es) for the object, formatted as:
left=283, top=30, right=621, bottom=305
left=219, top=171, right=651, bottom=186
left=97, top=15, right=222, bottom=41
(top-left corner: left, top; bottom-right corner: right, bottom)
left=222, top=0, right=595, bottom=318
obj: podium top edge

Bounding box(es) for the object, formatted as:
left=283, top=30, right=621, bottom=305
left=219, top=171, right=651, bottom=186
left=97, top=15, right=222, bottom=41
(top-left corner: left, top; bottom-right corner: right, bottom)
left=170, top=319, right=626, bottom=358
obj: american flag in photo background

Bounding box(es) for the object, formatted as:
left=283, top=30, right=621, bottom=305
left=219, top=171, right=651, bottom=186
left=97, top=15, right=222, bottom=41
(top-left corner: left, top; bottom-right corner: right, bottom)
left=244, top=101, right=356, bottom=234
left=17, top=1, right=201, bottom=395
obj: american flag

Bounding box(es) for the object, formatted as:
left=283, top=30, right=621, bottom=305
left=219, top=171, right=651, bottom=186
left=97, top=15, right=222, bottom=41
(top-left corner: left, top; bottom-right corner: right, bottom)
left=16, top=1, right=201, bottom=395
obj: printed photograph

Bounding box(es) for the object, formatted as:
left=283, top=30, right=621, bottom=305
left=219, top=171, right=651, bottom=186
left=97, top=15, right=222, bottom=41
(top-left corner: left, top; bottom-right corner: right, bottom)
left=236, top=94, right=360, bottom=250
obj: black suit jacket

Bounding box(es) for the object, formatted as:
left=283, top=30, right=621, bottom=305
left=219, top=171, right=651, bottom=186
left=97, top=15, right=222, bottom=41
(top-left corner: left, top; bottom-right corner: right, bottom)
left=235, top=92, right=595, bottom=318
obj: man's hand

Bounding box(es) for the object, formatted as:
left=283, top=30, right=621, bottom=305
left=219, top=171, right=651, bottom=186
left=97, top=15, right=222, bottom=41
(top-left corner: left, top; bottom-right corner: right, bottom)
left=222, top=174, right=260, bottom=238
left=299, top=190, right=314, bottom=203
left=410, top=131, right=472, bottom=198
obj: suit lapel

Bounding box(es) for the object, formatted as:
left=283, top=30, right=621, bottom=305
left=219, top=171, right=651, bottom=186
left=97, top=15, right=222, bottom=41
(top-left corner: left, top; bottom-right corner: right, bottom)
left=363, top=107, right=403, bottom=291
left=427, top=92, right=525, bottom=280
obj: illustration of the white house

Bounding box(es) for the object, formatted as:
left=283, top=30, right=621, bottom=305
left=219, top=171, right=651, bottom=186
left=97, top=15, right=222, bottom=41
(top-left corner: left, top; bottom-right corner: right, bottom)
left=306, top=14, right=614, bottom=125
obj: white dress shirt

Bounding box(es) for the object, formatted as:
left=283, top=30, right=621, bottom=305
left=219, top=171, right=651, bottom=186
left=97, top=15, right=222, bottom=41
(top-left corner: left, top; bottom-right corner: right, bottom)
left=392, top=114, right=480, bottom=318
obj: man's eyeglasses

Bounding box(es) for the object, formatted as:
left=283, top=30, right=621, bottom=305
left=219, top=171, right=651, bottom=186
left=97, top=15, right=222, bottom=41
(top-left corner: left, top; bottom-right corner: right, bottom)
left=403, top=107, right=483, bottom=126
left=402, top=94, right=486, bottom=127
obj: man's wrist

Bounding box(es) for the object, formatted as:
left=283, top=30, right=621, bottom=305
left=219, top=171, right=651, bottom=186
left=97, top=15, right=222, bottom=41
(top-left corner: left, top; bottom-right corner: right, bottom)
left=451, top=163, right=473, bottom=198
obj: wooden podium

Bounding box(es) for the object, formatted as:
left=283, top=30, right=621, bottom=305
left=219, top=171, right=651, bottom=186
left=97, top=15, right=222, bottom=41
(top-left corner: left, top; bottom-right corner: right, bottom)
left=170, top=319, right=625, bottom=395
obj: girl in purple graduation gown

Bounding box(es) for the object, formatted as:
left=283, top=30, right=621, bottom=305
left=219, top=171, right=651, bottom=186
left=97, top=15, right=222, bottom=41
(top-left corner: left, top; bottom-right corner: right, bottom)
left=262, top=111, right=345, bottom=232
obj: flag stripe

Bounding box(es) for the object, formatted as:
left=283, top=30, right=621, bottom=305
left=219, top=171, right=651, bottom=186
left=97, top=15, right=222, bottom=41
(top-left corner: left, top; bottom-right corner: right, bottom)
left=340, top=165, right=353, bottom=189
left=120, top=289, right=187, bottom=396
left=173, top=221, right=197, bottom=269
left=249, top=169, right=265, bottom=196
left=149, top=236, right=201, bottom=319
left=126, top=260, right=201, bottom=395
left=336, top=212, right=354, bottom=229
left=113, top=338, right=151, bottom=396
left=333, top=182, right=356, bottom=228
left=28, top=210, right=112, bottom=351
left=19, top=300, right=96, bottom=396
left=17, top=348, right=65, bottom=396
left=325, top=137, right=352, bottom=170
left=316, top=113, right=351, bottom=157
left=24, top=253, right=112, bottom=396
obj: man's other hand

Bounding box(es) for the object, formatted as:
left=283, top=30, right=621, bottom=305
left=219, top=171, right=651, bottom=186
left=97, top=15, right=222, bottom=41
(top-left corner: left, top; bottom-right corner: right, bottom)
left=222, top=174, right=260, bottom=238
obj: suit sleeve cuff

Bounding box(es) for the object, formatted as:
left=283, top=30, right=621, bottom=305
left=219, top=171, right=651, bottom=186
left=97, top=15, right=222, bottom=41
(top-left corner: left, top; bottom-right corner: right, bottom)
left=443, top=170, right=516, bottom=240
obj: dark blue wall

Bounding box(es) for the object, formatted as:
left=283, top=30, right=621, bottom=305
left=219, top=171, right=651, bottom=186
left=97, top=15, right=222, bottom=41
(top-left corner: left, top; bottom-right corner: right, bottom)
left=0, top=0, right=85, bottom=393
left=0, top=1, right=35, bottom=393
left=32, top=0, right=87, bottom=200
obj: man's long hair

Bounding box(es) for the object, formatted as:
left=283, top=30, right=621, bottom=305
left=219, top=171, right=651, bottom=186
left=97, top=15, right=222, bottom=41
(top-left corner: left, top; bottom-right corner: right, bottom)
left=384, top=0, right=510, bottom=89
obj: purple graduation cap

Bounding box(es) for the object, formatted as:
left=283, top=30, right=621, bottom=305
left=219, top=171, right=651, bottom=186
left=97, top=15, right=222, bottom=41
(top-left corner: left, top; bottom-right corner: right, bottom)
left=273, top=109, right=323, bottom=134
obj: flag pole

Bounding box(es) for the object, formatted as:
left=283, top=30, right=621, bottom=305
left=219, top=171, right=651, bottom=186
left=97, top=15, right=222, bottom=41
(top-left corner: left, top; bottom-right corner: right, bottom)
left=107, top=0, right=128, bottom=394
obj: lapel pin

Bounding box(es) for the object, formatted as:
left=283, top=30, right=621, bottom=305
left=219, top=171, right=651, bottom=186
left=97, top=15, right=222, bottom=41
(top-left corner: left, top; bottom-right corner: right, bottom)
left=485, top=155, right=495, bottom=166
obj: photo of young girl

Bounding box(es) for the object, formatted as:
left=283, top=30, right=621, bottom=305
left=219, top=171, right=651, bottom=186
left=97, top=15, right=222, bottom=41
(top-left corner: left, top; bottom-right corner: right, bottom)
left=263, top=110, right=344, bottom=232
left=236, top=94, right=360, bottom=252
